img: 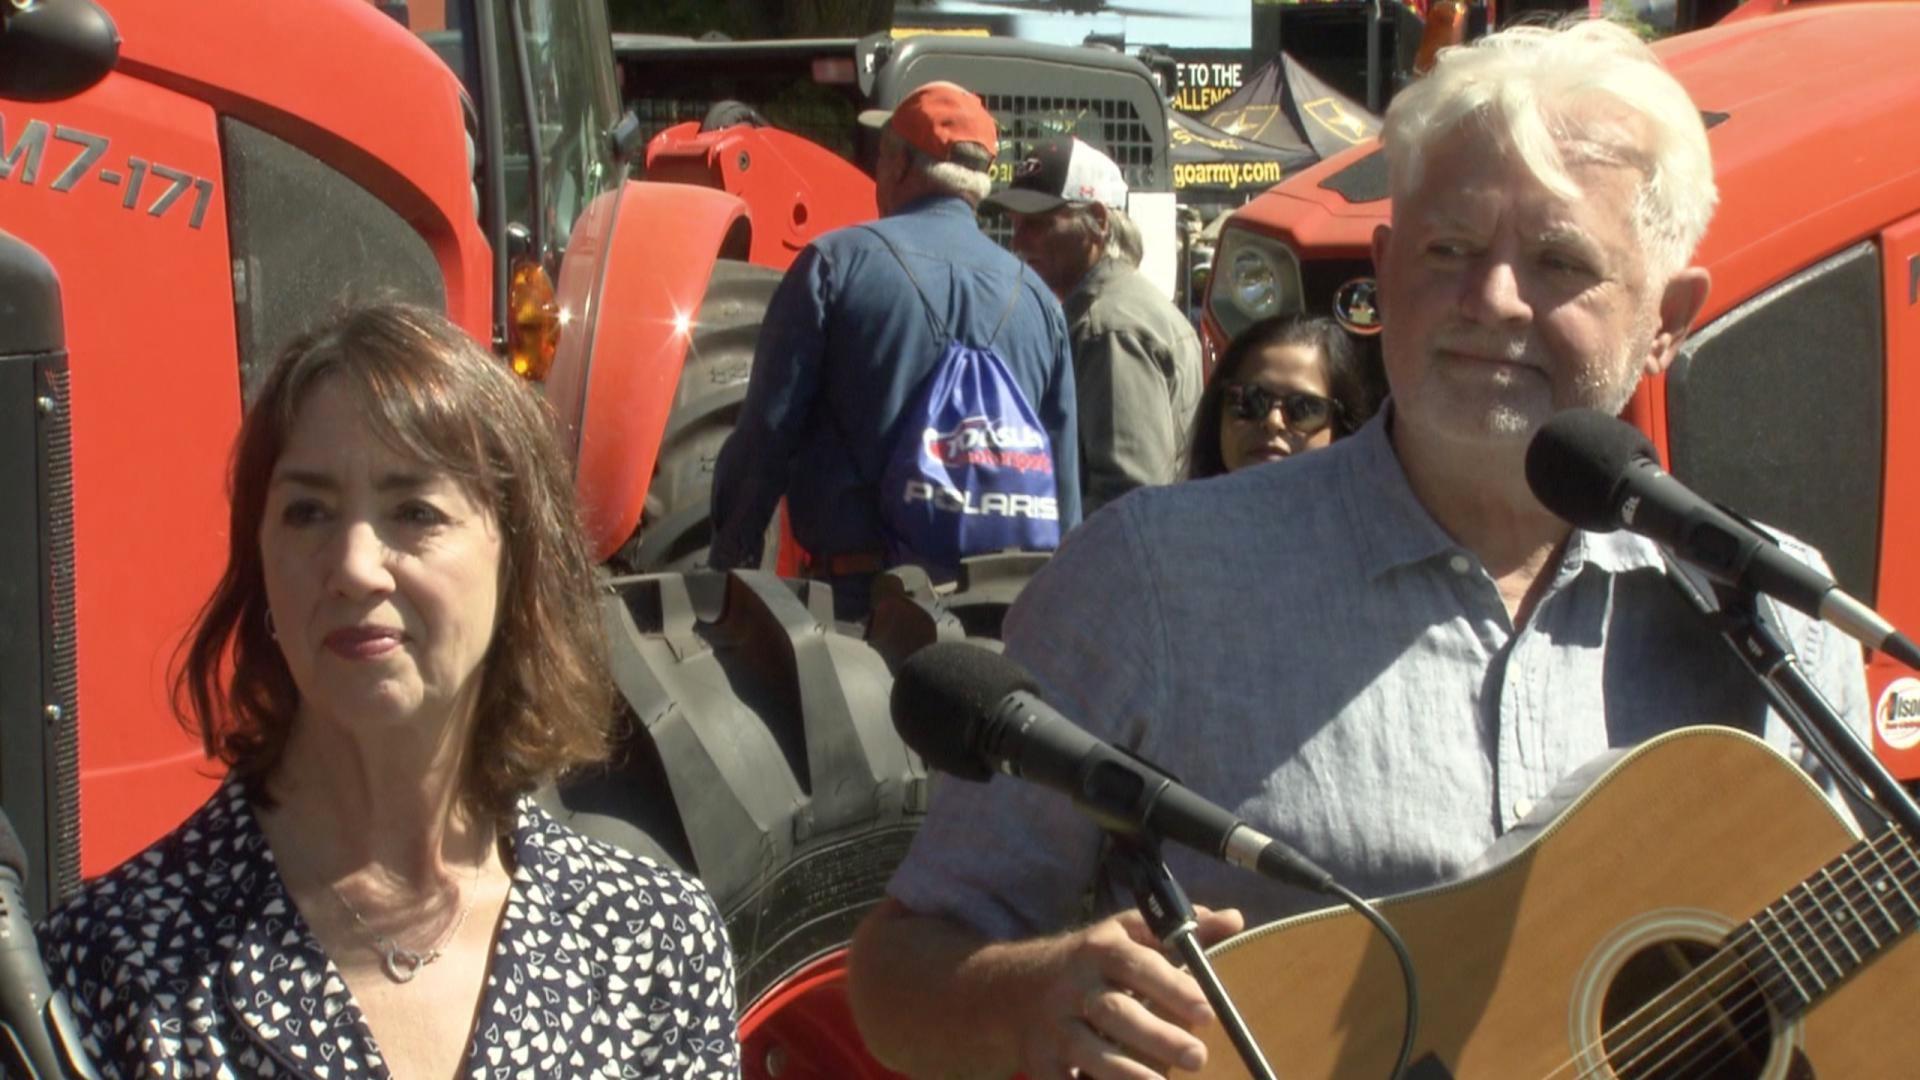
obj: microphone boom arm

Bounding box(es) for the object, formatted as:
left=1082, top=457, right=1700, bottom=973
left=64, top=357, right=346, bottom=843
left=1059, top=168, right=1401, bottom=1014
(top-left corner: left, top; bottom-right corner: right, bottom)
left=1660, top=549, right=1920, bottom=842
left=1106, top=834, right=1279, bottom=1080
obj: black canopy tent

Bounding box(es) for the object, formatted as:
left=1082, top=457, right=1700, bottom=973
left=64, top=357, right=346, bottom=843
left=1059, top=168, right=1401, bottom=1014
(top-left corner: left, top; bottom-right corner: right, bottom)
left=1203, top=52, right=1381, bottom=163
left=1169, top=108, right=1316, bottom=205
left=1169, top=51, right=1381, bottom=210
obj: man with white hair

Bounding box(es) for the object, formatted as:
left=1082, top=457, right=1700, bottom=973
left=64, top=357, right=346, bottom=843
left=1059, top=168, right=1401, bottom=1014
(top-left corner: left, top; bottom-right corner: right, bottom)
left=848, top=20, right=1868, bottom=1079
left=988, top=135, right=1204, bottom=514
left=711, top=82, right=1080, bottom=614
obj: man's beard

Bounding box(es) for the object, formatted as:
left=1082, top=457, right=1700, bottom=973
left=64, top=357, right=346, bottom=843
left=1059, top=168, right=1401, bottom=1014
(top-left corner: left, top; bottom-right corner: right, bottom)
left=1434, top=318, right=1652, bottom=440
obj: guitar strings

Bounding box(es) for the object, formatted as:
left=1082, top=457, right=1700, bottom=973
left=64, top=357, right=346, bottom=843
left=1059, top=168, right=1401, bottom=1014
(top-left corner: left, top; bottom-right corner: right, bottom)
left=1571, top=828, right=1919, bottom=1080
left=1558, top=828, right=1916, bottom=1080
left=1601, top=827, right=1920, bottom=1079
left=1526, top=823, right=1920, bottom=1080
left=1614, top=836, right=1918, bottom=1079
left=1574, top=834, right=1873, bottom=1076
left=1608, top=837, right=1912, bottom=1080
left=1561, top=826, right=1918, bottom=1079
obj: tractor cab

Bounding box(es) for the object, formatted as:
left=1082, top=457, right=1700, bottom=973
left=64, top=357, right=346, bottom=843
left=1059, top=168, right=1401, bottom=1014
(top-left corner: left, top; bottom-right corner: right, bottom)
left=400, top=0, right=634, bottom=379
left=614, top=32, right=1180, bottom=297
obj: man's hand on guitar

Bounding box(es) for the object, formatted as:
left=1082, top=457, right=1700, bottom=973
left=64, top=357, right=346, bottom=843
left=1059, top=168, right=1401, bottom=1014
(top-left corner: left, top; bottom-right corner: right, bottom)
left=1020, top=905, right=1245, bottom=1079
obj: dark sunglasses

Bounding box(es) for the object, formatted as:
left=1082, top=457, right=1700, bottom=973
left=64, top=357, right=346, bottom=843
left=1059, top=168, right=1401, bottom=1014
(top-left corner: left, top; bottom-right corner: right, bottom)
left=1222, top=383, right=1342, bottom=435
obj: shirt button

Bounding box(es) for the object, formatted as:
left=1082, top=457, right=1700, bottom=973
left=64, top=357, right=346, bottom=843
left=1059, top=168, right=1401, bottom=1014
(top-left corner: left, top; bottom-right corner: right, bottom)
left=1448, top=554, right=1472, bottom=575
left=1513, top=798, right=1536, bottom=820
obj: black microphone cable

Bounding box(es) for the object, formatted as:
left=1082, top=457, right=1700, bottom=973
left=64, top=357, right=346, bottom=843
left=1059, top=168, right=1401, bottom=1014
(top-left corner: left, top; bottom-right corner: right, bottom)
left=1322, top=879, right=1418, bottom=1080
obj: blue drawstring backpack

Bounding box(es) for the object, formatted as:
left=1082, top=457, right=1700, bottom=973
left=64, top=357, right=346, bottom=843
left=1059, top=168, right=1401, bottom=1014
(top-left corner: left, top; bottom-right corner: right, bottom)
left=865, top=229, right=1062, bottom=575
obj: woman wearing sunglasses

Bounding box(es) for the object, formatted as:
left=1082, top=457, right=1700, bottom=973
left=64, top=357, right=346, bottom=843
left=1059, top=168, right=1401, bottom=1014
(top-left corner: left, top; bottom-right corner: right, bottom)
left=1187, top=314, right=1383, bottom=479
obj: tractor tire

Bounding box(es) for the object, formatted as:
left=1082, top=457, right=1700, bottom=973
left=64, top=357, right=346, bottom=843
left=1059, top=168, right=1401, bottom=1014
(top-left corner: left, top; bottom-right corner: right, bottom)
left=939, top=552, right=1052, bottom=642
left=623, top=259, right=783, bottom=574
left=546, top=570, right=933, bottom=1008
left=543, top=566, right=1050, bottom=1076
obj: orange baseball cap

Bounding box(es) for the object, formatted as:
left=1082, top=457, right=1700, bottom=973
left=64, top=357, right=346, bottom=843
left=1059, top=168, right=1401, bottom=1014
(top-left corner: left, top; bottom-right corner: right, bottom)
left=858, top=81, right=998, bottom=170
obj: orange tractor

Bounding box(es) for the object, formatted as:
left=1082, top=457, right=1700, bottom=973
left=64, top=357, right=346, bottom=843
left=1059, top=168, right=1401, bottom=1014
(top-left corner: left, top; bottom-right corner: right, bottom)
left=1, top=2, right=1171, bottom=1075
left=1200, top=0, right=1920, bottom=776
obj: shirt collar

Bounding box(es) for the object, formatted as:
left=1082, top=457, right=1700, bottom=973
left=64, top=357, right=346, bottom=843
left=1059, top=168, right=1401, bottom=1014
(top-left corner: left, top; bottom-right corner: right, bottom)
left=503, top=796, right=600, bottom=916
left=1337, top=405, right=1461, bottom=580
left=1065, top=258, right=1123, bottom=305
left=890, top=194, right=980, bottom=221
left=216, top=781, right=386, bottom=1078
left=216, top=784, right=601, bottom=1077
left=1562, top=525, right=1666, bottom=576
left=1338, top=402, right=1666, bottom=582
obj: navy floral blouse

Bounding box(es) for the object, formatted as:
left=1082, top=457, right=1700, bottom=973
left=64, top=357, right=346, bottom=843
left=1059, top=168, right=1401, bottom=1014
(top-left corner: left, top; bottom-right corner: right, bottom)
left=38, top=780, right=739, bottom=1078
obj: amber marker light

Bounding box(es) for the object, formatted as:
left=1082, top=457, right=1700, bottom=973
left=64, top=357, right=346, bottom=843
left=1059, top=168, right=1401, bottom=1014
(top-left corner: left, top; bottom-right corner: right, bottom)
left=507, top=258, right=561, bottom=380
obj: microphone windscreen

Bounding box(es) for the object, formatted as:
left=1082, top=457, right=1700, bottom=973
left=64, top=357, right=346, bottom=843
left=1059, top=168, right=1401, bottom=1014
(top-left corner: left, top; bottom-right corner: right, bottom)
left=0, top=810, right=27, bottom=885
left=1525, top=408, right=1658, bottom=532
left=891, top=641, right=1037, bottom=781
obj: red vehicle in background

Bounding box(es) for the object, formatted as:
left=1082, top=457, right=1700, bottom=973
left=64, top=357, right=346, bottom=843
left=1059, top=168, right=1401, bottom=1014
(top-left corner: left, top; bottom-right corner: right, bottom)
left=1201, top=0, right=1920, bottom=776
left=2, top=4, right=1171, bottom=1075
left=2, top=0, right=490, bottom=896
left=0, top=0, right=751, bottom=896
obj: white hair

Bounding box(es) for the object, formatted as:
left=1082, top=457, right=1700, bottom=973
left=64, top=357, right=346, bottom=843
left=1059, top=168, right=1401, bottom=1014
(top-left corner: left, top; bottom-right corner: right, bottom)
left=1063, top=204, right=1143, bottom=268
left=922, top=157, right=994, bottom=204
left=1106, top=208, right=1143, bottom=268
left=885, top=130, right=995, bottom=204
left=1381, top=17, right=1717, bottom=278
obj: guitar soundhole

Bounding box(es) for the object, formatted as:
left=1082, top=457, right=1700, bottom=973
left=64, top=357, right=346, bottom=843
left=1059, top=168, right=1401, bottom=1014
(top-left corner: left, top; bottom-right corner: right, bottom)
left=1598, top=938, right=1774, bottom=1079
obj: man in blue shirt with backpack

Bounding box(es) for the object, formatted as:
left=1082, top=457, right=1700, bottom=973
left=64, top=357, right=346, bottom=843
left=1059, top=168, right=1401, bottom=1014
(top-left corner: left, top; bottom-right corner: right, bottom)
left=710, top=81, right=1081, bottom=617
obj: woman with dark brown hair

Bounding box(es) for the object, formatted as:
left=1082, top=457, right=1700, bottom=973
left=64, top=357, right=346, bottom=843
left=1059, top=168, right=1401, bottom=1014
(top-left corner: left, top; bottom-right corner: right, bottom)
left=1188, top=314, right=1383, bottom=480
left=38, top=303, right=738, bottom=1078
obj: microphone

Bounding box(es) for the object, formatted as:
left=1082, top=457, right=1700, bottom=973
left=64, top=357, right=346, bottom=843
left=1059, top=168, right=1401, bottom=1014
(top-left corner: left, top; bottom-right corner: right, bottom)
left=891, top=641, right=1336, bottom=894
left=1526, top=409, right=1920, bottom=669
left=0, top=813, right=98, bottom=1080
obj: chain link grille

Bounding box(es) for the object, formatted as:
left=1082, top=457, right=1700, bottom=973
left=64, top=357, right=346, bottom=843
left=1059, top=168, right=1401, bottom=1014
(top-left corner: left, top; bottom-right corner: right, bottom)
left=41, top=363, right=80, bottom=904
left=978, top=92, right=1159, bottom=245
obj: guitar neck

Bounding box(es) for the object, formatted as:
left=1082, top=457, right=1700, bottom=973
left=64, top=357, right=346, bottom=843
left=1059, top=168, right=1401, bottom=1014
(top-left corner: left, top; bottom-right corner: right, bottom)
left=1729, top=825, right=1920, bottom=1018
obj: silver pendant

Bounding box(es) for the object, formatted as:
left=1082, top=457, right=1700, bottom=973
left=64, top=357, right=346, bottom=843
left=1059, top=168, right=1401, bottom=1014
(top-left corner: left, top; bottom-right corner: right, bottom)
left=380, top=942, right=432, bottom=983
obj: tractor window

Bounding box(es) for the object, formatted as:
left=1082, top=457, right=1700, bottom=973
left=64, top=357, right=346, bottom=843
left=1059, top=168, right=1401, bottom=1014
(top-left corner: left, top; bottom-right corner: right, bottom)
left=616, top=49, right=866, bottom=164
left=496, top=0, right=622, bottom=259
left=1666, top=240, right=1885, bottom=601
left=221, top=118, right=445, bottom=397
left=419, top=0, right=622, bottom=265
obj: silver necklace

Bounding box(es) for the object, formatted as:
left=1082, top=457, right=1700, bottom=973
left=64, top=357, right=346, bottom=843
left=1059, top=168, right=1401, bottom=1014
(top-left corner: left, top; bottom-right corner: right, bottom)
left=332, top=852, right=485, bottom=984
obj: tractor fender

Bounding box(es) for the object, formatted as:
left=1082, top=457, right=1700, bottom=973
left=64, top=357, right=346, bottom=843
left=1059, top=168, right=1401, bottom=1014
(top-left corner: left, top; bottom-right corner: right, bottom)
left=646, top=120, right=877, bottom=272
left=547, top=178, right=749, bottom=563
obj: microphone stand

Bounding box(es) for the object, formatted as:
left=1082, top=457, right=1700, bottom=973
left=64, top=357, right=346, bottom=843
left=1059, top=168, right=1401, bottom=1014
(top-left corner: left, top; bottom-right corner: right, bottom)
left=1105, top=832, right=1279, bottom=1080
left=1661, top=552, right=1920, bottom=843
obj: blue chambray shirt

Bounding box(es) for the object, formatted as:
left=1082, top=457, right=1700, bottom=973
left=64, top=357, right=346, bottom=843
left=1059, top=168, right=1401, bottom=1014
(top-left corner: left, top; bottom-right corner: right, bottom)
left=886, top=409, right=1870, bottom=937
left=710, top=195, right=1080, bottom=570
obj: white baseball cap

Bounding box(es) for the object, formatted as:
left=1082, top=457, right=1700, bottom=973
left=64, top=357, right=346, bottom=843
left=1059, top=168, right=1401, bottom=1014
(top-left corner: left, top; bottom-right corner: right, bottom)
left=982, top=136, right=1129, bottom=214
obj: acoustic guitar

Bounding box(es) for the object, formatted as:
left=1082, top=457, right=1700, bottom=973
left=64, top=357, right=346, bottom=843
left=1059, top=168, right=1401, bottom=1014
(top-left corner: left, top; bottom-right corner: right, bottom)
left=1191, top=725, right=1920, bottom=1079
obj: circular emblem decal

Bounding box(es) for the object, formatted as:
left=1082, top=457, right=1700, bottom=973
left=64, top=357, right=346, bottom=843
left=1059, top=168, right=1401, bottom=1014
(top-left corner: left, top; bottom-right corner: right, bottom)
left=1332, top=277, right=1381, bottom=336
left=1876, top=676, right=1920, bottom=751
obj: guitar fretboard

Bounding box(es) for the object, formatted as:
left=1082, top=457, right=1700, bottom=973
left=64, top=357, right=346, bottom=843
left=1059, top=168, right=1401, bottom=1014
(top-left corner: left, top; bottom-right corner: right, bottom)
left=1728, top=825, right=1920, bottom=1017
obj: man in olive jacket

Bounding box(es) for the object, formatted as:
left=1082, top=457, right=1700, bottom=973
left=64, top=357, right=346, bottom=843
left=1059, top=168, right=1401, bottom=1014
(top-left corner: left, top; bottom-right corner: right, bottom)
left=987, top=135, right=1203, bottom=514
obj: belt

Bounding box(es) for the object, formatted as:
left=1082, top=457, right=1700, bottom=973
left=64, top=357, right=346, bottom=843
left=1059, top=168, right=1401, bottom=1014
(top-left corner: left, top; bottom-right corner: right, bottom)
left=807, top=551, right=886, bottom=578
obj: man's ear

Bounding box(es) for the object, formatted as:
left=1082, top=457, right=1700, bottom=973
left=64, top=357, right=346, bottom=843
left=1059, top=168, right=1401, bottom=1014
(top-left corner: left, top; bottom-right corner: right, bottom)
left=1089, top=201, right=1112, bottom=240
left=1369, top=223, right=1393, bottom=319
left=1646, top=267, right=1710, bottom=376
